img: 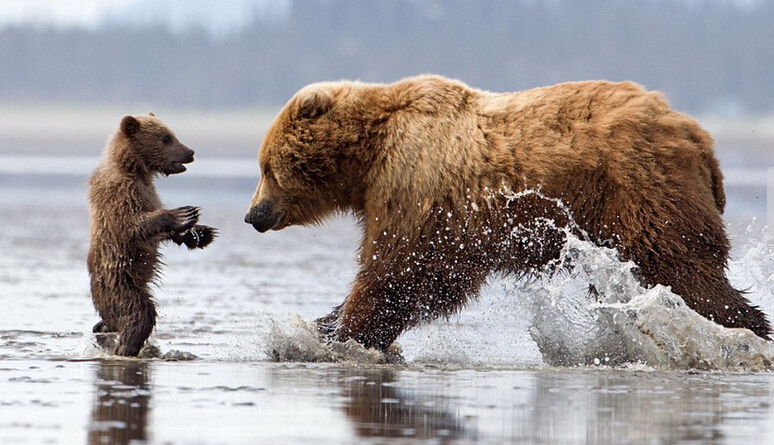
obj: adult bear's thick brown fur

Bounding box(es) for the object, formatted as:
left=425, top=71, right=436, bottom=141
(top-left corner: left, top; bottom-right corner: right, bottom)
left=245, top=75, right=770, bottom=351
left=88, top=113, right=217, bottom=356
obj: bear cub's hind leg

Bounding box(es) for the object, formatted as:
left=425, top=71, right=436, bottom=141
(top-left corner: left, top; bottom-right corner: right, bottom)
left=114, top=294, right=157, bottom=357
left=92, top=320, right=117, bottom=333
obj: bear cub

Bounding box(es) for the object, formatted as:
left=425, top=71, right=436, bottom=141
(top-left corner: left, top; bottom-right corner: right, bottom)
left=88, top=113, right=217, bottom=357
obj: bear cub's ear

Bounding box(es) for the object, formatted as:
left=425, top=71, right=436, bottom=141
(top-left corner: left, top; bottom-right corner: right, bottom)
left=120, top=115, right=141, bottom=137
left=296, top=87, right=334, bottom=119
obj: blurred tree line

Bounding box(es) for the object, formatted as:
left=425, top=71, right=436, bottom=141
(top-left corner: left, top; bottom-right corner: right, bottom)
left=1, top=0, right=772, bottom=114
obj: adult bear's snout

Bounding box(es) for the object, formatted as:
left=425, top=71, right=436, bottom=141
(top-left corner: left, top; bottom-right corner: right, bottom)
left=244, top=201, right=282, bottom=233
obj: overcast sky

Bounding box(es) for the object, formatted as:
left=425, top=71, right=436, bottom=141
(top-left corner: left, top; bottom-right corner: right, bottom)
left=0, top=0, right=288, bottom=31
left=0, top=0, right=133, bottom=28
left=1, top=0, right=766, bottom=30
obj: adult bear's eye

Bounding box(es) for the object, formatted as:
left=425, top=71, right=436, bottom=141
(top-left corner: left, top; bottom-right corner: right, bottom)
left=161, top=135, right=172, bottom=145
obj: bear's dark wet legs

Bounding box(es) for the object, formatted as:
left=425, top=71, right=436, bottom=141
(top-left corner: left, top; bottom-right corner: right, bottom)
left=329, top=262, right=487, bottom=351
left=671, top=270, right=771, bottom=340
left=92, top=320, right=117, bottom=333
left=115, top=295, right=157, bottom=357
left=326, top=278, right=411, bottom=351
left=621, top=203, right=772, bottom=341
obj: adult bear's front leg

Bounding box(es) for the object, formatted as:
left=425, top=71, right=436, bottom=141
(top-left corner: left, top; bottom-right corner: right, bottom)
left=333, top=274, right=418, bottom=351
left=331, top=257, right=486, bottom=351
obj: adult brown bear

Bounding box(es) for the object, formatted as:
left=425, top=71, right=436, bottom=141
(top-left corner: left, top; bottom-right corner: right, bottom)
left=88, top=113, right=217, bottom=356
left=245, top=75, right=770, bottom=351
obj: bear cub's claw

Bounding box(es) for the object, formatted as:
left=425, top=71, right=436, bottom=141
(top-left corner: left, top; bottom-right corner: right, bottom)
left=169, top=205, right=200, bottom=232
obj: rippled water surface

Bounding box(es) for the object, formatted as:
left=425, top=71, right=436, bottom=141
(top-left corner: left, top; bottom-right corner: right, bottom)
left=2, top=152, right=774, bottom=444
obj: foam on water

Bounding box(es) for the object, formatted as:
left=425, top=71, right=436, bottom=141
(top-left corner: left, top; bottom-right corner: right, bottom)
left=71, top=333, right=198, bottom=361
left=262, top=314, right=402, bottom=364
left=522, top=234, right=774, bottom=370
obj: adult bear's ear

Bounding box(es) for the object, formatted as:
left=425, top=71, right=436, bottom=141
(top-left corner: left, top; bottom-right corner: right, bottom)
left=120, top=116, right=141, bottom=137
left=296, top=87, right=333, bottom=119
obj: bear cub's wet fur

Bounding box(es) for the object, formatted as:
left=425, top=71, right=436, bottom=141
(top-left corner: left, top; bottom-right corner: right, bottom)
left=88, top=113, right=217, bottom=356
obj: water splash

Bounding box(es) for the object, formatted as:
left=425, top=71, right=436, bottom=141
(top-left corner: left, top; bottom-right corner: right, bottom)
left=258, top=232, right=774, bottom=371
left=522, top=234, right=774, bottom=371
left=71, top=333, right=197, bottom=361
left=253, top=188, right=774, bottom=371
left=263, top=314, right=402, bottom=364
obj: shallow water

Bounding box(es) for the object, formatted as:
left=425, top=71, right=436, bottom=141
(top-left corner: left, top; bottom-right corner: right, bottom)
left=2, top=153, right=774, bottom=444
left=4, top=360, right=774, bottom=444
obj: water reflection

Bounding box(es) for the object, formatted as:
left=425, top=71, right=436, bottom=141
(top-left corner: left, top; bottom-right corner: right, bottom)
left=87, top=360, right=151, bottom=445
left=327, top=367, right=771, bottom=444
left=521, top=371, right=773, bottom=445
left=72, top=361, right=774, bottom=444
left=266, top=365, right=469, bottom=443
left=338, top=368, right=467, bottom=443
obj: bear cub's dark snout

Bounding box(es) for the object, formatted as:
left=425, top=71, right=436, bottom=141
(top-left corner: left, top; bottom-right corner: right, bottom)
left=180, top=148, right=195, bottom=163
left=173, top=146, right=194, bottom=165
left=165, top=147, right=195, bottom=175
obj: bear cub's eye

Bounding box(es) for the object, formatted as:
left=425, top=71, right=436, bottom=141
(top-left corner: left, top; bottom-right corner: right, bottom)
left=161, top=135, right=172, bottom=145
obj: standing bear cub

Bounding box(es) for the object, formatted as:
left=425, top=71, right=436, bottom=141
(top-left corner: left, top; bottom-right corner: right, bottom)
left=245, top=75, right=770, bottom=351
left=88, top=113, right=217, bottom=357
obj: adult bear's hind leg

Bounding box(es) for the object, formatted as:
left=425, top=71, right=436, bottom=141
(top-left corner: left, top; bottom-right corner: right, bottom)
left=683, top=275, right=771, bottom=340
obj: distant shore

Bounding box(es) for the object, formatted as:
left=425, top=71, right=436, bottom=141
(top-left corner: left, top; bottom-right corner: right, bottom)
left=0, top=103, right=279, bottom=157
left=0, top=103, right=771, bottom=165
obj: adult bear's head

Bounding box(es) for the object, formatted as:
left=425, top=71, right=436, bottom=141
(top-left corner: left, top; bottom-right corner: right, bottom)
left=245, top=82, right=374, bottom=233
